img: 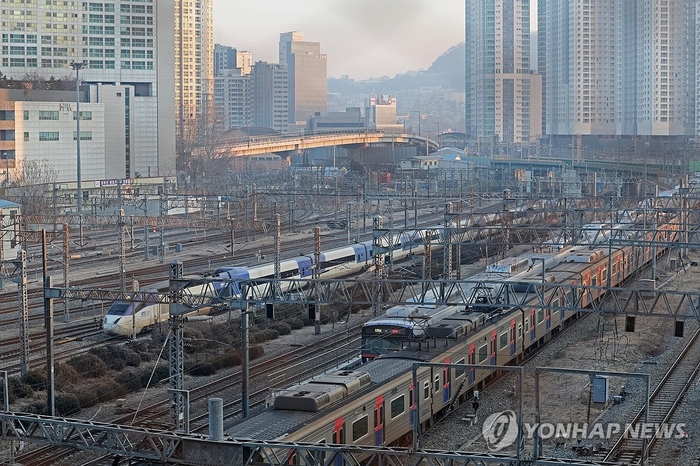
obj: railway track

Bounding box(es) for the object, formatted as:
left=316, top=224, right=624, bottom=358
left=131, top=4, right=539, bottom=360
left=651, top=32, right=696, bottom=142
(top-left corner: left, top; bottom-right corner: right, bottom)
left=14, top=324, right=362, bottom=465
left=599, top=327, right=700, bottom=464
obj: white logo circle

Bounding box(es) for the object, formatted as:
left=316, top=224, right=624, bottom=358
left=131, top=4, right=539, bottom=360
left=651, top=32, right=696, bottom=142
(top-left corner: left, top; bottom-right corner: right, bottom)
left=482, top=410, right=519, bottom=451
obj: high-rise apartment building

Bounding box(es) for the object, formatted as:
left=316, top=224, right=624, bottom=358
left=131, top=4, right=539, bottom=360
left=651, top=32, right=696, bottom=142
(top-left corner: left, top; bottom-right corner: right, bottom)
left=279, top=31, right=327, bottom=126
left=215, top=69, right=252, bottom=130
left=175, top=0, right=214, bottom=140
left=541, top=0, right=695, bottom=137
left=0, top=0, right=176, bottom=180
left=465, top=0, right=539, bottom=144
left=252, top=61, right=288, bottom=132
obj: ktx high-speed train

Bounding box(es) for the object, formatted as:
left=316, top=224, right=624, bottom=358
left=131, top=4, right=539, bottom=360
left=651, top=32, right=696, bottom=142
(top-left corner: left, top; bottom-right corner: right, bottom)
left=227, top=213, right=681, bottom=460
left=103, top=209, right=534, bottom=337
left=104, top=225, right=440, bottom=336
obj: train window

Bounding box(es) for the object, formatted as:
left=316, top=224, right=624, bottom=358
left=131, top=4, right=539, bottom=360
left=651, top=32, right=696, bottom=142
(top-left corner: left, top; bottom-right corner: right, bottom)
left=591, top=275, right=597, bottom=287
left=518, top=323, right=523, bottom=337
left=612, top=263, right=617, bottom=276
left=423, top=381, right=430, bottom=400
left=537, top=309, right=545, bottom=324
left=455, top=358, right=466, bottom=377
left=478, top=344, right=488, bottom=363
left=499, top=332, right=508, bottom=350
left=352, top=416, right=369, bottom=442
left=525, top=318, right=529, bottom=330
left=390, top=395, right=405, bottom=419
left=602, top=269, right=607, bottom=281
left=434, top=374, right=440, bottom=393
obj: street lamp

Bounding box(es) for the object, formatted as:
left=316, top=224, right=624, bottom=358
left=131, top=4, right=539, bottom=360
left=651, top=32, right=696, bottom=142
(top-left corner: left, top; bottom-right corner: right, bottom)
left=70, top=62, right=86, bottom=214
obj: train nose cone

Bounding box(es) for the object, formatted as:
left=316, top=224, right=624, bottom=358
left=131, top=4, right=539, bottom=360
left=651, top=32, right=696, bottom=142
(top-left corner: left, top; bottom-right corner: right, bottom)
left=103, top=316, right=120, bottom=335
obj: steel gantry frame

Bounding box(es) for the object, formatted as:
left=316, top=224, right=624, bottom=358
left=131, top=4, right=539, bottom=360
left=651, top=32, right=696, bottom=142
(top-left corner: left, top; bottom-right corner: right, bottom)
left=0, top=410, right=666, bottom=466
left=9, top=190, right=699, bottom=465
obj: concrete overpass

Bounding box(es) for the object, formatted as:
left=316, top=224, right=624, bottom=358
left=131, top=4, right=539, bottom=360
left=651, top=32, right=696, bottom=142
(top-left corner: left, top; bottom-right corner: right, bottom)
left=214, top=131, right=440, bottom=157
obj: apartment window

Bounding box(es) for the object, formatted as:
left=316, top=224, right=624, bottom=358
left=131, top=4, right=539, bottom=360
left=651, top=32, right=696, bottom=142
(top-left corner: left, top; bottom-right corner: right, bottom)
left=39, top=132, right=60, bottom=141
left=23, top=111, right=29, bottom=120
left=24, top=132, right=29, bottom=142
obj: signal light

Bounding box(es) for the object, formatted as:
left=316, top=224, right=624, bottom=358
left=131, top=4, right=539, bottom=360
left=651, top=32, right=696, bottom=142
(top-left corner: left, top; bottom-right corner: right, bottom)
left=266, top=303, right=274, bottom=319
left=625, top=315, right=635, bottom=332
left=308, top=303, right=316, bottom=321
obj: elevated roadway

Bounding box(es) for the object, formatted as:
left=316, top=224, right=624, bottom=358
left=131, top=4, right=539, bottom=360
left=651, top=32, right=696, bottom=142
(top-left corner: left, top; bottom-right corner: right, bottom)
left=214, top=131, right=440, bottom=157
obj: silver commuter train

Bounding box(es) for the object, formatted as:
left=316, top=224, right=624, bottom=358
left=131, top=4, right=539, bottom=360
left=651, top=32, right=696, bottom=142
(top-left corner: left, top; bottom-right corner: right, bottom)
left=227, top=213, right=680, bottom=459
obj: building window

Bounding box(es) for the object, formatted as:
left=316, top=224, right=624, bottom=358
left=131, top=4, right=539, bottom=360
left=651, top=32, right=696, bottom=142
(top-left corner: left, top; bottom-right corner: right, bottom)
left=38, top=111, right=59, bottom=120
left=23, top=132, right=29, bottom=142
left=73, top=131, right=93, bottom=141
left=39, top=132, right=60, bottom=141
left=73, top=111, right=93, bottom=121
left=23, top=111, right=29, bottom=120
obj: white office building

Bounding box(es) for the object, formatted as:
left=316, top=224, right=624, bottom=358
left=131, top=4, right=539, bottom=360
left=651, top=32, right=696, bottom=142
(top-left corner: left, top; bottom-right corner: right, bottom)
left=0, top=0, right=176, bottom=181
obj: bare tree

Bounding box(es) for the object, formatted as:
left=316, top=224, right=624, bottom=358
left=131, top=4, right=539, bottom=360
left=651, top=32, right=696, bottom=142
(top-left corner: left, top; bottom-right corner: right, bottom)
left=8, top=159, right=59, bottom=215
left=176, top=94, right=230, bottom=191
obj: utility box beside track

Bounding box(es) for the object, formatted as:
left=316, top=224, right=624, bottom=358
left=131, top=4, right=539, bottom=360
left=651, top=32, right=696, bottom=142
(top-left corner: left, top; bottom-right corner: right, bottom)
left=593, top=375, right=610, bottom=404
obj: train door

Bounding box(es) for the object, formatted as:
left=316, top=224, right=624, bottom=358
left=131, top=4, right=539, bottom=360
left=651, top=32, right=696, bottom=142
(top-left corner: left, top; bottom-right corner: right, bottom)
left=442, top=358, right=451, bottom=403
left=545, top=307, right=551, bottom=331
left=468, top=344, right=475, bottom=386
left=332, top=418, right=345, bottom=466
left=529, top=308, right=536, bottom=343
left=374, top=395, right=384, bottom=445
left=490, top=331, right=496, bottom=365
left=559, top=289, right=566, bottom=321
left=409, top=383, right=415, bottom=427
left=509, top=319, right=516, bottom=357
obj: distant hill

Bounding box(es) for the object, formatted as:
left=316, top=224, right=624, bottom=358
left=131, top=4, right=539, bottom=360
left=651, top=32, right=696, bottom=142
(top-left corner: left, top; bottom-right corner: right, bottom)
left=328, top=43, right=465, bottom=95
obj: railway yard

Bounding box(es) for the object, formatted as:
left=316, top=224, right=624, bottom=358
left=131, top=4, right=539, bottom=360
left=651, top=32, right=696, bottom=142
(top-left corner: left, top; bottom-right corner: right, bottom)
left=0, top=171, right=698, bottom=466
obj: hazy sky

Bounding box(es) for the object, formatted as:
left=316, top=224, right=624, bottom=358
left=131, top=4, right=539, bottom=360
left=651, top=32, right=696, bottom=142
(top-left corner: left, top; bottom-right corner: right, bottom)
left=213, top=0, right=466, bottom=80
left=214, top=1, right=538, bottom=80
